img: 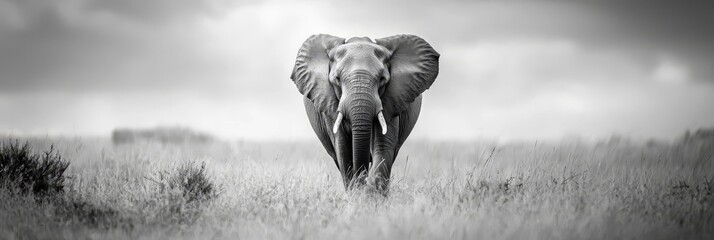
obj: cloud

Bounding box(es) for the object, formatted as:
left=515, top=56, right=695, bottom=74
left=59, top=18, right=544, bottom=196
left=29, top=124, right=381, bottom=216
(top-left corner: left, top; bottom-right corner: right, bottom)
left=0, top=1, right=289, bottom=104
left=81, top=0, right=229, bottom=24
left=414, top=38, right=714, bottom=141
left=435, top=39, right=649, bottom=106
left=653, top=58, right=690, bottom=84
left=0, top=0, right=713, bottom=140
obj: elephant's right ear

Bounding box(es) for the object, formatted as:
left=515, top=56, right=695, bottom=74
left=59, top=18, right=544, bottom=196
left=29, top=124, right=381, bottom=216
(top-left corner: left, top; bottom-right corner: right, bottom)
left=291, top=34, right=345, bottom=114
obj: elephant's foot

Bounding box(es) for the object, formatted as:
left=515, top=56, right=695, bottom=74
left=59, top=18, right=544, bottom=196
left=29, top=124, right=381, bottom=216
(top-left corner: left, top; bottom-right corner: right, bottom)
left=366, top=174, right=390, bottom=196
left=365, top=156, right=392, bottom=195
left=343, top=170, right=368, bottom=190
left=366, top=166, right=389, bottom=196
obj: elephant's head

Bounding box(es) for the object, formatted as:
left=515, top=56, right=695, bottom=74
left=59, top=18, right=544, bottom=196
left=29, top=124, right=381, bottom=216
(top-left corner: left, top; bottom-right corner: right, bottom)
left=291, top=34, right=439, bottom=180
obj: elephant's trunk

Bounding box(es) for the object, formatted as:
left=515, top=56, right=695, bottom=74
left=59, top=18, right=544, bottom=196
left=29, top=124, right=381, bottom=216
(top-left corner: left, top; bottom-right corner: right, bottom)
left=346, top=89, right=376, bottom=184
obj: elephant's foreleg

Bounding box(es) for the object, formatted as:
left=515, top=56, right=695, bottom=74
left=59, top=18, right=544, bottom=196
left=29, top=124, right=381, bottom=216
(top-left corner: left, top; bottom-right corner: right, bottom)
left=367, top=95, right=422, bottom=194
left=303, top=97, right=355, bottom=189
left=333, top=128, right=354, bottom=189
left=368, top=115, right=400, bottom=194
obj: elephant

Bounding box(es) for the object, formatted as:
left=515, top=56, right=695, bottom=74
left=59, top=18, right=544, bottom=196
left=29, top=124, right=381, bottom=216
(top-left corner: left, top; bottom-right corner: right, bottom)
left=290, top=34, right=439, bottom=194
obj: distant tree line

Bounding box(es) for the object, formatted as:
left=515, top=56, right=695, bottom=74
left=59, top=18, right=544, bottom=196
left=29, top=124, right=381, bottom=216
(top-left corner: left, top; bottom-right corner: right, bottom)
left=111, top=127, right=214, bottom=145
left=682, top=128, right=714, bottom=143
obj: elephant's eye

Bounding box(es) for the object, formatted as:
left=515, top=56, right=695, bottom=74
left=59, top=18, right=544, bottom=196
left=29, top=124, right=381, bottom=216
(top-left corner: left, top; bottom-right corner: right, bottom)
left=380, top=76, right=389, bottom=86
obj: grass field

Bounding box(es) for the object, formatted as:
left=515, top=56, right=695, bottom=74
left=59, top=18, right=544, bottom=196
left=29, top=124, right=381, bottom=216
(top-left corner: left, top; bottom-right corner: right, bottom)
left=1, top=136, right=712, bottom=239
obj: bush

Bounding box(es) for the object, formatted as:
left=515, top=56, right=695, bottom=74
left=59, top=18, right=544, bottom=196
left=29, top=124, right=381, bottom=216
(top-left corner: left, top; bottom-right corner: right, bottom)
left=152, top=161, right=217, bottom=203
left=149, top=161, right=218, bottom=224
left=0, top=140, right=70, bottom=196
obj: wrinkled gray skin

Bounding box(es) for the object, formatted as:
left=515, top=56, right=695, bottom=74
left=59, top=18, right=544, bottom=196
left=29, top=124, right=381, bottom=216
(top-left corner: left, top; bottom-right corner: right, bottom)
left=291, top=34, right=439, bottom=194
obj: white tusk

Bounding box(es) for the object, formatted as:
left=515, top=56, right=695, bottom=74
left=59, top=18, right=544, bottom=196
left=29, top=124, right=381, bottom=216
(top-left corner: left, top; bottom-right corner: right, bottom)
left=377, top=111, right=387, bottom=135
left=332, top=112, right=343, bottom=134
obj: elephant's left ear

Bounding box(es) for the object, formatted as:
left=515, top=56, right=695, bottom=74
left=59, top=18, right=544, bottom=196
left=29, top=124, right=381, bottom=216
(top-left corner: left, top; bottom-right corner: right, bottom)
left=291, top=34, right=345, bottom=114
left=376, top=34, right=440, bottom=118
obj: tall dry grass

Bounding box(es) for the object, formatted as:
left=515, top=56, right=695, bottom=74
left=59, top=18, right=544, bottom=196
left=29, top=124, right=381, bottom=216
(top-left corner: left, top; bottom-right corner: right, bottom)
left=0, top=135, right=711, bottom=239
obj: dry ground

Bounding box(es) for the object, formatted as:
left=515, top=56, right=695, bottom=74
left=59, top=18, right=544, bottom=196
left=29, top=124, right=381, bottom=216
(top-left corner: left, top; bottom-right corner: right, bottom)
left=0, top=137, right=712, bottom=239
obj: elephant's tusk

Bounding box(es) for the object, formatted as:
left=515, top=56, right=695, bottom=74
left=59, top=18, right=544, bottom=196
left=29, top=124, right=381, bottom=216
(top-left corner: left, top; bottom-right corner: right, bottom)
left=332, top=112, right=343, bottom=134
left=378, top=111, right=387, bottom=135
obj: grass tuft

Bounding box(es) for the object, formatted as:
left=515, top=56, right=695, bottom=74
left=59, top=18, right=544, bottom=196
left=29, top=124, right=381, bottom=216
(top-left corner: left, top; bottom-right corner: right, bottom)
left=0, top=140, right=70, bottom=196
left=148, top=161, right=219, bottom=224
left=153, top=161, right=218, bottom=203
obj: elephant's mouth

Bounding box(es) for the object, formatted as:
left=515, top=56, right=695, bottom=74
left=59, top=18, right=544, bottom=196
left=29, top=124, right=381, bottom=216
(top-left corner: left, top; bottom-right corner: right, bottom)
left=332, top=111, right=387, bottom=135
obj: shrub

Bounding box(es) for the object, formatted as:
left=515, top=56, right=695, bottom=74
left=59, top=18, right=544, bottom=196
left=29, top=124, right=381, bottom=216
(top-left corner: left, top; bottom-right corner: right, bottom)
left=152, top=161, right=217, bottom=203
left=173, top=161, right=217, bottom=203
left=149, top=161, right=218, bottom=224
left=0, top=140, right=70, bottom=196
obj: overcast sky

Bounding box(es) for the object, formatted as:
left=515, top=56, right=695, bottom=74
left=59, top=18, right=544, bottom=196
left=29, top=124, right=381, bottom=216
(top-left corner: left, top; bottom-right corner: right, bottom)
left=1, top=0, right=713, bottom=141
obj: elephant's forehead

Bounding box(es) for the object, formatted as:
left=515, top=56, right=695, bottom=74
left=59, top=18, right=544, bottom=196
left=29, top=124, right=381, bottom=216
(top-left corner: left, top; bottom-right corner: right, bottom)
left=334, top=43, right=388, bottom=61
